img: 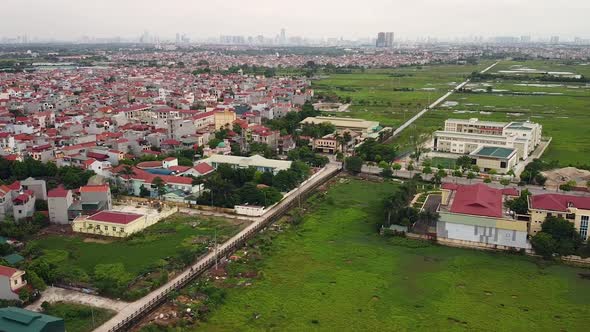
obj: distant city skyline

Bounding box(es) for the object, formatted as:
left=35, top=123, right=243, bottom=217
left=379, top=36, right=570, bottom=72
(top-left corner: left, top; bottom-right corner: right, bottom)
left=1, top=0, right=590, bottom=41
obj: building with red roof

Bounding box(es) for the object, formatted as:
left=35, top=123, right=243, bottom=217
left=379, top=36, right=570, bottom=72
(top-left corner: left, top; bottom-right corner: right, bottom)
left=0, top=265, right=27, bottom=300
left=72, top=206, right=176, bottom=238
left=437, top=183, right=530, bottom=250
left=529, top=193, right=590, bottom=241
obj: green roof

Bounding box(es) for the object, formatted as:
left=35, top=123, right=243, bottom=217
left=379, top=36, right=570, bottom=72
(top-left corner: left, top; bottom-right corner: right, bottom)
left=0, top=307, right=64, bottom=332
left=217, top=141, right=226, bottom=148
left=3, top=253, right=24, bottom=265
left=472, top=146, right=515, bottom=159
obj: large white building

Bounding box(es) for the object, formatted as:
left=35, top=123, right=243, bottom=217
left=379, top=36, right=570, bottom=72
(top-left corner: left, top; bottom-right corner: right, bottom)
left=198, top=154, right=292, bottom=174
left=434, top=118, right=542, bottom=160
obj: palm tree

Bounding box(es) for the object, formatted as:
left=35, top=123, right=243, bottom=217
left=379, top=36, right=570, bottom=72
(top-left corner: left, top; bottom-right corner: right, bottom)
left=151, top=177, right=167, bottom=200
left=119, top=165, right=135, bottom=195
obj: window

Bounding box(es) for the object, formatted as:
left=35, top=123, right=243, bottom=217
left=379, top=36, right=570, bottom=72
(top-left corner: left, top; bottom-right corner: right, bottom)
left=581, top=216, right=589, bottom=240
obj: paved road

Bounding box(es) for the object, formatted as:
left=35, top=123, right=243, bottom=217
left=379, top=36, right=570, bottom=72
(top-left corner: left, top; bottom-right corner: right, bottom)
left=390, top=61, right=499, bottom=138
left=27, top=287, right=128, bottom=312
left=362, top=164, right=590, bottom=197
left=94, top=163, right=340, bottom=332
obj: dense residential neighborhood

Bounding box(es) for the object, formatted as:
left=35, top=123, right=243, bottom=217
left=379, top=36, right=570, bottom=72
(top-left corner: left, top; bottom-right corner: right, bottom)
left=0, top=2, right=590, bottom=330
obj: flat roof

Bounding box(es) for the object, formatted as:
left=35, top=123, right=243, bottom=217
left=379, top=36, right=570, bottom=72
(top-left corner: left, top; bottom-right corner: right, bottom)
left=471, top=146, right=516, bottom=159
left=201, top=154, right=292, bottom=170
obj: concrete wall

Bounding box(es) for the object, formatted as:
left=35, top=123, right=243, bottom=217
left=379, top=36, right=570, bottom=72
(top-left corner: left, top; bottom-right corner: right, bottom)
left=0, top=276, right=19, bottom=300
left=437, top=221, right=530, bottom=249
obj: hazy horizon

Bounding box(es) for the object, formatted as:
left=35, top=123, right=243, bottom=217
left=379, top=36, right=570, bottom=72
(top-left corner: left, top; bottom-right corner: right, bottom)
left=2, top=0, right=590, bottom=40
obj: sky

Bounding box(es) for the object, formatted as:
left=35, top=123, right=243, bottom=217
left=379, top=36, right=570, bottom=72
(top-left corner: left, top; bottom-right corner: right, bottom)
left=2, top=0, right=590, bottom=41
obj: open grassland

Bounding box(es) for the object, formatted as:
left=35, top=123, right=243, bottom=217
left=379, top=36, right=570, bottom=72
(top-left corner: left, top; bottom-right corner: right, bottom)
left=311, top=62, right=494, bottom=127
left=43, top=302, right=115, bottom=332
left=32, top=213, right=244, bottom=282
left=199, top=180, right=590, bottom=332
left=428, top=90, right=590, bottom=166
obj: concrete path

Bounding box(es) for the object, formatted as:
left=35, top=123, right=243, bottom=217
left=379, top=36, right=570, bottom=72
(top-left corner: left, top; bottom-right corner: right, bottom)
left=26, top=287, right=128, bottom=312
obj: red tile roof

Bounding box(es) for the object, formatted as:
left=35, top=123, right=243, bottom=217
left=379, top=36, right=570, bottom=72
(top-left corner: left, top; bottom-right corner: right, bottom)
left=48, top=187, right=70, bottom=198
left=194, top=163, right=214, bottom=175
left=530, top=194, right=590, bottom=212
left=450, top=184, right=503, bottom=218
left=0, top=265, right=19, bottom=277
left=79, top=184, right=109, bottom=193
left=87, top=211, right=143, bottom=225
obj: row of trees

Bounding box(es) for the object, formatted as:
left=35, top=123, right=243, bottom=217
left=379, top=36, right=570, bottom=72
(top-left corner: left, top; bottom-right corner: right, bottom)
left=0, top=157, right=95, bottom=189
left=195, top=161, right=310, bottom=208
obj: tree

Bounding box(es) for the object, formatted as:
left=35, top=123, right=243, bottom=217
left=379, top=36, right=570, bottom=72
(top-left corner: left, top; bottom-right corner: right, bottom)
left=139, top=185, right=150, bottom=198
left=381, top=168, right=393, bottom=178
left=467, top=172, right=476, bottom=183
left=484, top=177, right=492, bottom=183
left=471, top=165, right=480, bottom=173
left=452, top=170, right=463, bottom=177
left=456, top=155, right=473, bottom=171
left=119, top=165, right=135, bottom=194
left=378, top=161, right=389, bottom=169
left=26, top=270, right=46, bottom=291
left=500, top=178, right=511, bottom=187
left=423, top=166, right=433, bottom=175
left=506, top=190, right=530, bottom=215
left=531, top=232, right=558, bottom=259
left=94, top=263, right=132, bottom=296
left=532, top=216, right=583, bottom=258
left=151, top=177, right=167, bottom=199
left=345, top=156, right=363, bottom=174
left=392, top=163, right=402, bottom=175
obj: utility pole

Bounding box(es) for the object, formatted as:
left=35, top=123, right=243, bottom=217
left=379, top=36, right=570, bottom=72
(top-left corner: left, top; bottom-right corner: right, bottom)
left=214, top=227, right=218, bottom=270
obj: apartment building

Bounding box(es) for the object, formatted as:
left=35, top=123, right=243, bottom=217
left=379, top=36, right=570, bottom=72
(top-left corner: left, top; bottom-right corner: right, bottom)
left=528, top=194, right=590, bottom=241
left=434, top=118, right=542, bottom=160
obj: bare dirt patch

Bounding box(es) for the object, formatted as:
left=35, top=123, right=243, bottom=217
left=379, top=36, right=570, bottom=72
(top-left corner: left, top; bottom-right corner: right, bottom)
left=542, top=167, right=590, bottom=190
left=83, top=238, right=112, bottom=244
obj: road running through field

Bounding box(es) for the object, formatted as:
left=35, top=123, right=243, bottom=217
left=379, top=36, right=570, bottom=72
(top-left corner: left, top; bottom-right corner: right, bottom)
left=390, top=61, right=500, bottom=138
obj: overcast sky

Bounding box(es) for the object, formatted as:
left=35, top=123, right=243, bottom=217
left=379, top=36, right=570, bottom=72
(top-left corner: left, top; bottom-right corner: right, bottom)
left=2, top=0, right=590, bottom=40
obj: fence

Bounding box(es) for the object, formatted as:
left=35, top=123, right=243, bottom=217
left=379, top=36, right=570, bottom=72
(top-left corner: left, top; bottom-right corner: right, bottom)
left=106, top=166, right=340, bottom=332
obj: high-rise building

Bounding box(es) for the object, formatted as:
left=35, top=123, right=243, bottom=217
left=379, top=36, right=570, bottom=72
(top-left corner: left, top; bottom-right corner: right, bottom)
left=280, top=28, right=286, bottom=45
left=376, top=32, right=394, bottom=48
left=520, top=35, right=531, bottom=43
left=550, top=36, right=560, bottom=44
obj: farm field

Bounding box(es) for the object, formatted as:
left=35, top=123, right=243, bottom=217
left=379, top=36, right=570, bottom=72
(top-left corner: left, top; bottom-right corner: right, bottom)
left=43, top=302, right=115, bottom=332
left=198, top=180, right=590, bottom=331
left=29, top=213, right=245, bottom=296
left=311, top=62, right=495, bottom=128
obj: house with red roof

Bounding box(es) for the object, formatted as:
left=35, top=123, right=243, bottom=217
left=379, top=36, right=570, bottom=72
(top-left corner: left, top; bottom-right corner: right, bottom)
left=529, top=193, right=590, bottom=241
left=437, top=183, right=530, bottom=250
left=0, top=265, right=27, bottom=300
left=12, top=190, right=36, bottom=221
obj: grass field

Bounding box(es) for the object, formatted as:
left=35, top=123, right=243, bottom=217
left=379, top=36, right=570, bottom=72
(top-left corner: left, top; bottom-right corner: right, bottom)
left=43, top=302, right=115, bottom=332
left=311, top=62, right=494, bottom=128
left=31, top=213, right=244, bottom=285
left=313, top=59, right=590, bottom=166
left=199, top=179, right=590, bottom=331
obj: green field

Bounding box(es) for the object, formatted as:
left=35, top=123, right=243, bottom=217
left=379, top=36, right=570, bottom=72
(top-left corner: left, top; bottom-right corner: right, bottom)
left=313, top=59, right=590, bottom=166
left=311, top=62, right=494, bottom=128
left=31, top=214, right=244, bottom=291
left=43, top=302, right=115, bottom=332
left=199, top=180, right=590, bottom=331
